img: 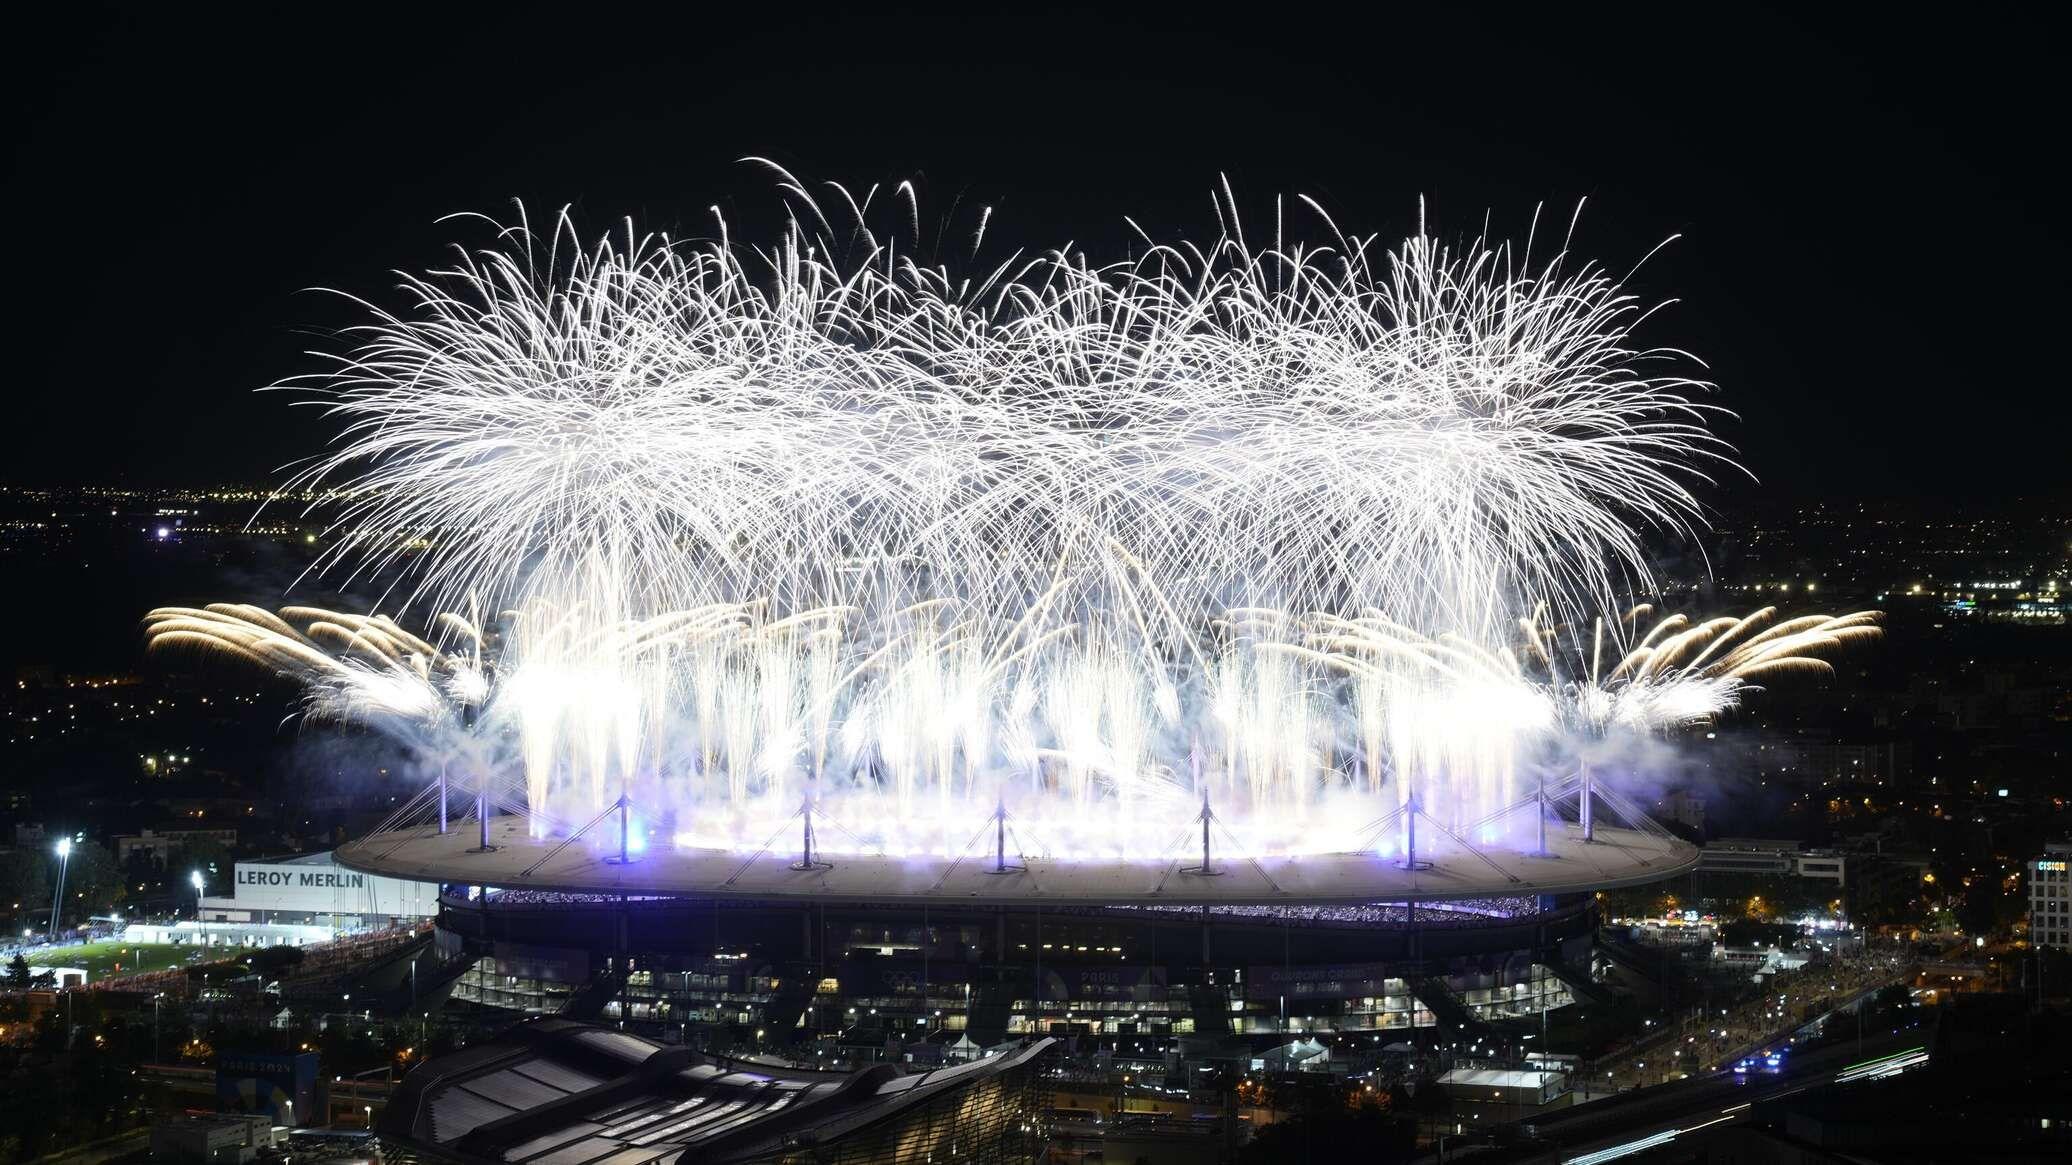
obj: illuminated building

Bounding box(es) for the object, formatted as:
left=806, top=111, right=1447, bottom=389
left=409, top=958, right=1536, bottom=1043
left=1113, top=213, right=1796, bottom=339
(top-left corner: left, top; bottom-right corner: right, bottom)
left=2028, top=843, right=2072, bottom=951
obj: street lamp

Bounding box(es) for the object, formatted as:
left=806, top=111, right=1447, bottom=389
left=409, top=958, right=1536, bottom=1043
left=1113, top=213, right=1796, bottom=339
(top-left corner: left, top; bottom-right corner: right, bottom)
left=49, top=838, right=73, bottom=942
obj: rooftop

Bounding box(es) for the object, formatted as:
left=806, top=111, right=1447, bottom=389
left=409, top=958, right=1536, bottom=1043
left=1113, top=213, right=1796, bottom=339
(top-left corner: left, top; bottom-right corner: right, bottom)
left=339, top=814, right=1697, bottom=907
left=380, top=1018, right=1053, bottom=1165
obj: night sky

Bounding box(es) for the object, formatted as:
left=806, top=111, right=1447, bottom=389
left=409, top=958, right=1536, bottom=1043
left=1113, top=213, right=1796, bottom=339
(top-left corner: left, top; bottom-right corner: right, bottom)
left=5, top=4, right=2061, bottom=504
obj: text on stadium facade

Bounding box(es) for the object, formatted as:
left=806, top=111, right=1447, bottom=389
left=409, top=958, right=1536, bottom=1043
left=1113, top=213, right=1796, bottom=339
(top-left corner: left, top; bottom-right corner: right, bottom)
left=237, top=868, right=366, bottom=889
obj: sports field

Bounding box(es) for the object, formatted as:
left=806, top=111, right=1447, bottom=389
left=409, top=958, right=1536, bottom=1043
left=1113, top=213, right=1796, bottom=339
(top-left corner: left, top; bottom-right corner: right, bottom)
left=21, top=939, right=190, bottom=981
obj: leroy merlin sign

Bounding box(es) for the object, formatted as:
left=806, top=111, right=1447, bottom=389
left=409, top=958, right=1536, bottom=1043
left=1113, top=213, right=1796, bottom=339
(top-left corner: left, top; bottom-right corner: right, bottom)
left=224, top=856, right=437, bottom=917
left=237, top=868, right=366, bottom=889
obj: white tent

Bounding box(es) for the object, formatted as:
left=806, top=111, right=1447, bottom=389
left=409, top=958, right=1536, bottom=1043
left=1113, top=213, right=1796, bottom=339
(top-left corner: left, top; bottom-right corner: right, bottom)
left=1262, top=1037, right=1330, bottom=1071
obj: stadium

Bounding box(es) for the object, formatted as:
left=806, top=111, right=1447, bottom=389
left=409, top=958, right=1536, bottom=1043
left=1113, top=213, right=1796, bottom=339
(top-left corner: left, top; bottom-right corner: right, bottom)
left=334, top=786, right=1691, bottom=1055
left=137, top=184, right=1876, bottom=1159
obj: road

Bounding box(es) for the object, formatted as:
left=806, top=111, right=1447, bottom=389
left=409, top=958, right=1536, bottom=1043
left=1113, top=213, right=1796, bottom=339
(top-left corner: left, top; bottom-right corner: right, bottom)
left=1586, top=950, right=1910, bottom=1090
left=1493, top=1023, right=1931, bottom=1164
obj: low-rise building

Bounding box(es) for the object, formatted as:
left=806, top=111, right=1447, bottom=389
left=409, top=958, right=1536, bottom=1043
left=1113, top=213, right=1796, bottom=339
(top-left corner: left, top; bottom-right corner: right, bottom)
left=1698, top=839, right=1846, bottom=886
left=1755, top=741, right=1910, bottom=788
left=1653, top=789, right=1707, bottom=834
left=1713, top=944, right=1812, bottom=980
left=1797, top=851, right=1847, bottom=885
left=148, top=1114, right=279, bottom=1164
left=197, top=850, right=437, bottom=928
left=113, top=826, right=239, bottom=864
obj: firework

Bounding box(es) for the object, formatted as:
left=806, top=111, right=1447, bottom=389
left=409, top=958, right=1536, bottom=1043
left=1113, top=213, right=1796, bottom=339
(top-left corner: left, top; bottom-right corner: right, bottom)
left=165, top=179, right=1862, bottom=860
left=1528, top=605, right=1885, bottom=735
left=143, top=604, right=486, bottom=749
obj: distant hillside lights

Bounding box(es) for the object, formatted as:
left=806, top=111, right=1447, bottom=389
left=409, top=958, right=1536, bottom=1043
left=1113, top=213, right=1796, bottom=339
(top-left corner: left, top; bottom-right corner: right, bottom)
left=1909, top=576, right=2068, bottom=623
left=139, top=751, right=193, bottom=777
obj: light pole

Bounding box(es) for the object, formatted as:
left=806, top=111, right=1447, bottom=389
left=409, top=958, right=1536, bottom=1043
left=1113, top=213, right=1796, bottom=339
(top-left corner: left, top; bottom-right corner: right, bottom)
left=189, top=870, right=206, bottom=921
left=48, top=837, right=73, bottom=942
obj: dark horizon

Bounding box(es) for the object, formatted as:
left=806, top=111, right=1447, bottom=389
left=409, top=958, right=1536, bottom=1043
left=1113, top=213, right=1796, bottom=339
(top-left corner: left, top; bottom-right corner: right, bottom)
left=6, top=4, right=2063, bottom=502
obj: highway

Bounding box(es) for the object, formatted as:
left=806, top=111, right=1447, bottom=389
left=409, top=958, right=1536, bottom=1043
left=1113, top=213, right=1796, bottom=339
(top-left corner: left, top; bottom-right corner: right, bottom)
left=1587, top=953, right=1911, bottom=1091
left=1503, top=1024, right=1932, bottom=1164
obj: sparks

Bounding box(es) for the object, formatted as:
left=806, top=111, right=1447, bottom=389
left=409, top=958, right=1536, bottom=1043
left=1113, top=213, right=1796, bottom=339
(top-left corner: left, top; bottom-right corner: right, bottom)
left=154, top=180, right=1873, bottom=861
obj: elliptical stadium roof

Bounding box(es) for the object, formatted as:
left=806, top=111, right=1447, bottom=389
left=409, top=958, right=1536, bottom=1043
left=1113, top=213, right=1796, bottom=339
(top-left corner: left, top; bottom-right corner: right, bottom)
left=339, top=811, right=1696, bottom=906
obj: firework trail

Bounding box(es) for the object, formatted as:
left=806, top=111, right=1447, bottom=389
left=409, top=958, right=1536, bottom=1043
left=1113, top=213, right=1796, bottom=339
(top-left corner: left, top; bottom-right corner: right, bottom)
left=161, top=175, right=1869, bottom=859
left=143, top=604, right=487, bottom=751
left=1524, top=604, right=1885, bottom=735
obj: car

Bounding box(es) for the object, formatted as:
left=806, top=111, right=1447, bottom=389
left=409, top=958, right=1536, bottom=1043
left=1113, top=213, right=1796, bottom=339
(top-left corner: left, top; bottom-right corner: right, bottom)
left=1733, top=1051, right=1785, bottom=1077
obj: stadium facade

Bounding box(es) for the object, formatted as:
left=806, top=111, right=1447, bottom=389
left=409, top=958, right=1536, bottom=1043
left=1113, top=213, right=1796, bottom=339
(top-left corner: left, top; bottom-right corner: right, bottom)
left=336, top=818, right=1685, bottom=1070
left=425, top=888, right=1601, bottom=1052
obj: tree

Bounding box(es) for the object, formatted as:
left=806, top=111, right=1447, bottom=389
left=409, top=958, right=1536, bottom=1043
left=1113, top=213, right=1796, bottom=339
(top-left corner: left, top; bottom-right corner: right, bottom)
left=174, top=838, right=235, bottom=886
left=0, top=849, right=51, bottom=926
left=1237, top=1106, right=1414, bottom=1163
left=243, top=945, right=305, bottom=978
left=0, top=1036, right=149, bottom=1157
left=58, top=840, right=124, bottom=918
left=1955, top=877, right=2019, bottom=938
left=1845, top=865, right=1921, bottom=929
left=187, top=960, right=248, bottom=985
left=122, top=848, right=163, bottom=892
left=6, top=954, right=29, bottom=990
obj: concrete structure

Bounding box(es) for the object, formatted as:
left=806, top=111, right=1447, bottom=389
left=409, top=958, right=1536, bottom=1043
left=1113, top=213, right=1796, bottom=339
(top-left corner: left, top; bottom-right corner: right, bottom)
left=112, top=826, right=238, bottom=864
left=1697, top=839, right=1846, bottom=886
left=1797, top=851, right=1846, bottom=885
left=2029, top=842, right=2072, bottom=951
left=432, top=888, right=1590, bottom=1059
left=197, top=850, right=438, bottom=927
left=148, top=1114, right=280, bottom=1164
left=1713, top=944, right=1812, bottom=980
left=1436, top=1066, right=1568, bottom=1106
left=341, top=801, right=1674, bottom=1067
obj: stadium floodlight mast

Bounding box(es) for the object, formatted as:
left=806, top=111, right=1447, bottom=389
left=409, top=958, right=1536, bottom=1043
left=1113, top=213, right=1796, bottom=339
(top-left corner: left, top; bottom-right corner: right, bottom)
left=49, top=836, right=72, bottom=942
left=190, top=869, right=206, bottom=919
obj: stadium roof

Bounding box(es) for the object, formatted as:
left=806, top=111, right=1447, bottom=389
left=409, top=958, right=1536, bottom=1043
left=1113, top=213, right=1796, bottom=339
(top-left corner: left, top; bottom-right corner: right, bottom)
left=380, top=1017, right=1054, bottom=1165
left=339, top=814, right=1696, bottom=906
